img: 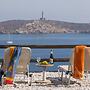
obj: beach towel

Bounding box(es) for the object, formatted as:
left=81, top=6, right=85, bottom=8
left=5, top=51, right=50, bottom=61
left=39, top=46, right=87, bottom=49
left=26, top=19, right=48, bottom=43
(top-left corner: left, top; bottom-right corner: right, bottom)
left=72, top=45, right=86, bottom=79
left=13, top=47, right=22, bottom=75
left=2, top=47, right=20, bottom=84
left=84, top=47, right=90, bottom=71
left=5, top=47, right=22, bottom=84
left=6, top=47, right=18, bottom=78
left=1, top=47, right=15, bottom=72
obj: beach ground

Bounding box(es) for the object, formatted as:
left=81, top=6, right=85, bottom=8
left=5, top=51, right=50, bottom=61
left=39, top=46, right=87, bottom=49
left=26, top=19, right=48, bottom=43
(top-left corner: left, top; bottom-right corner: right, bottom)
left=0, top=72, right=90, bottom=90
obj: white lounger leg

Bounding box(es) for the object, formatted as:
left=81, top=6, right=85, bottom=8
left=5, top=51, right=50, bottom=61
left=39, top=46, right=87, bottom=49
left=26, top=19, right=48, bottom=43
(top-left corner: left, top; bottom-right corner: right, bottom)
left=27, top=65, right=30, bottom=85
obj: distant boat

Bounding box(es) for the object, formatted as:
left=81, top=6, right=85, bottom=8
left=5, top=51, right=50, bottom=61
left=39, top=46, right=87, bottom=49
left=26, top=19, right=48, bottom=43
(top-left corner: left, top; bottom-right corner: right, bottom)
left=7, top=40, right=13, bottom=44
left=7, top=33, right=13, bottom=44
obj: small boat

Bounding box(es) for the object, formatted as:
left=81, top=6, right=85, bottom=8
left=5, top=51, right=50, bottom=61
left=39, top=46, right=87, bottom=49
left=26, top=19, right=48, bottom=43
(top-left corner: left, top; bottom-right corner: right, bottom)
left=7, top=40, right=13, bottom=44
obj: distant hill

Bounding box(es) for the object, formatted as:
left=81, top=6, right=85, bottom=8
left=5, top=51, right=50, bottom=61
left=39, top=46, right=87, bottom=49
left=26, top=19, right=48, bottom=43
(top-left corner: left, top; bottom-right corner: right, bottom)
left=0, top=20, right=90, bottom=34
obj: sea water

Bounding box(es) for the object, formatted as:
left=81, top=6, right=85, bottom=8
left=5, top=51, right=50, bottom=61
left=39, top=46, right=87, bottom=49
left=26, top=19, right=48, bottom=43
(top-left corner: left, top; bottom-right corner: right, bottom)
left=0, top=33, right=90, bottom=71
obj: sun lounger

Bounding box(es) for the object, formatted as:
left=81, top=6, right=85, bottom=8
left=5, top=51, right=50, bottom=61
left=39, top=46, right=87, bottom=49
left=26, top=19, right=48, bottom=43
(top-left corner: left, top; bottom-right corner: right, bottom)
left=1, top=47, right=17, bottom=85
left=1, top=47, right=32, bottom=86
left=58, top=45, right=90, bottom=85
left=13, top=47, right=32, bottom=86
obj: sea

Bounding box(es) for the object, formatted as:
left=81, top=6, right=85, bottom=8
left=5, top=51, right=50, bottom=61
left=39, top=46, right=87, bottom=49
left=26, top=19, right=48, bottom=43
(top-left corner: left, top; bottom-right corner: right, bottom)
left=0, top=33, right=90, bottom=72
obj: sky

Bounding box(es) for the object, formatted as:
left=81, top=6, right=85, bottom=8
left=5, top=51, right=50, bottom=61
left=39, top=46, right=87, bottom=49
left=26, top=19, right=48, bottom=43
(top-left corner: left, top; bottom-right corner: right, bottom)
left=0, top=0, right=90, bottom=23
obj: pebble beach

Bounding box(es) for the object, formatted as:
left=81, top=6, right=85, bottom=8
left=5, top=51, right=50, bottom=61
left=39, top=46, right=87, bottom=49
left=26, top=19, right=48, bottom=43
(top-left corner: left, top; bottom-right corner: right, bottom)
left=0, top=72, right=90, bottom=90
